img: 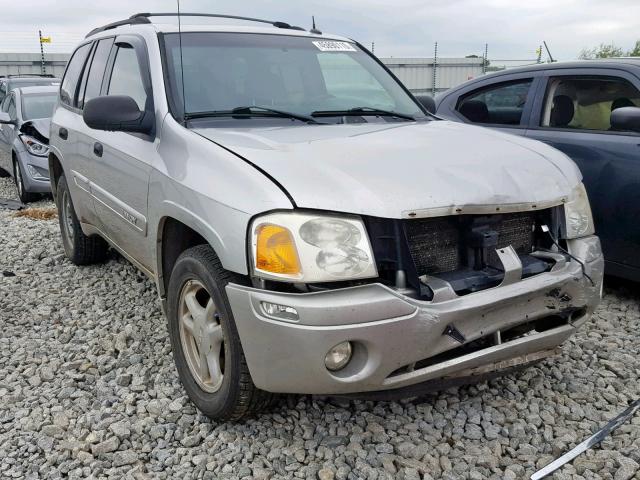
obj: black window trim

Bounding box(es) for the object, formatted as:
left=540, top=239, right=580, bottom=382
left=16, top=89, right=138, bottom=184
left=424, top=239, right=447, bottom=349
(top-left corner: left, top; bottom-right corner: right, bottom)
left=452, top=76, right=539, bottom=129
left=528, top=68, right=640, bottom=137
left=78, top=36, right=116, bottom=110
left=59, top=40, right=94, bottom=114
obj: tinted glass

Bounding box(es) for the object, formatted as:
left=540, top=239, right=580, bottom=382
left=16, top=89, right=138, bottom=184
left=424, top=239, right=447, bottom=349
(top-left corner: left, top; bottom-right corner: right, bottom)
left=21, top=93, right=58, bottom=120
left=60, top=43, right=92, bottom=107
left=542, top=76, right=640, bottom=131
left=457, top=79, right=532, bottom=125
left=82, top=38, right=114, bottom=108
left=0, top=94, right=9, bottom=112
left=107, top=46, right=147, bottom=110
left=7, top=96, right=17, bottom=120
left=162, top=33, right=424, bottom=122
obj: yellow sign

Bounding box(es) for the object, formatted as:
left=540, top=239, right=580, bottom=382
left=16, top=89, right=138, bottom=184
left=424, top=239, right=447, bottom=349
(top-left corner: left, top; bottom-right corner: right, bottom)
left=40, top=36, right=51, bottom=43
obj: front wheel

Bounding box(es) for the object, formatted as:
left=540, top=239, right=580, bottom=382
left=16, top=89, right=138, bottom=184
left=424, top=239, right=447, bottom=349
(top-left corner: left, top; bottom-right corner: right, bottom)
left=167, top=245, right=274, bottom=420
left=14, top=159, right=38, bottom=203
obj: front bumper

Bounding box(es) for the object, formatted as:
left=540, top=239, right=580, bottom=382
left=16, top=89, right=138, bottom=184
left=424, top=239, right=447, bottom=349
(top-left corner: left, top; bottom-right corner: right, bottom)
left=226, top=236, right=603, bottom=395
left=16, top=150, right=51, bottom=193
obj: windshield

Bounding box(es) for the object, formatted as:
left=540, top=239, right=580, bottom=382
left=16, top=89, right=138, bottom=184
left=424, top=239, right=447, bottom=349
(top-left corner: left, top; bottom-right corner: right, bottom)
left=21, top=93, right=57, bottom=120
left=162, top=32, right=426, bottom=123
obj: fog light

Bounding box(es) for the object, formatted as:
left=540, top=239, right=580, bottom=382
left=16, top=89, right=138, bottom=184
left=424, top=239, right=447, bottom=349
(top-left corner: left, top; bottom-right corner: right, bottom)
left=324, top=341, right=352, bottom=371
left=26, top=164, right=48, bottom=181
left=260, top=301, right=299, bottom=321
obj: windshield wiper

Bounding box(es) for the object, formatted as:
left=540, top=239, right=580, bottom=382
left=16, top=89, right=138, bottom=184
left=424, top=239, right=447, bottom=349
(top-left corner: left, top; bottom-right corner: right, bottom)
left=311, top=107, right=415, bottom=121
left=184, top=106, right=322, bottom=124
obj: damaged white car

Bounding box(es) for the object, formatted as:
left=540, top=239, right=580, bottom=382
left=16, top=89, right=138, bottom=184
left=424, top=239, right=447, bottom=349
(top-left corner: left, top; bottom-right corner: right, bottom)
left=49, top=13, right=604, bottom=420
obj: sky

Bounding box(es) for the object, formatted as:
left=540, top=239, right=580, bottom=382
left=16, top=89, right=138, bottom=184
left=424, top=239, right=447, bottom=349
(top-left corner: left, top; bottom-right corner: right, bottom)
left=1, top=0, right=639, bottom=62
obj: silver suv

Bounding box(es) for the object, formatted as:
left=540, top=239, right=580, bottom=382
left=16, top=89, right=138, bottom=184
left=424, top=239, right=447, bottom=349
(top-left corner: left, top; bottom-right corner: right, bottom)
left=50, top=13, right=604, bottom=420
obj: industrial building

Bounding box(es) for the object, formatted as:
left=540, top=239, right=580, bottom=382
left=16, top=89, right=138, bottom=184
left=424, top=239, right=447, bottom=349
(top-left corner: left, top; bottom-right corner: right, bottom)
left=381, top=57, right=485, bottom=94
left=0, top=52, right=68, bottom=77
left=0, top=53, right=485, bottom=94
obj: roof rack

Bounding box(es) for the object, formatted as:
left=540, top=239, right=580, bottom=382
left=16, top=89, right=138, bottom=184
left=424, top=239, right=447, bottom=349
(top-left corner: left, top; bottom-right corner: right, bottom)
left=86, top=12, right=306, bottom=38
left=3, top=74, right=57, bottom=78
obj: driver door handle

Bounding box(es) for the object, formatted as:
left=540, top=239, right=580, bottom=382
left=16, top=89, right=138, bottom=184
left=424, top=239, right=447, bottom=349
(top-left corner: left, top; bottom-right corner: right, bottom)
left=93, top=142, right=103, bottom=157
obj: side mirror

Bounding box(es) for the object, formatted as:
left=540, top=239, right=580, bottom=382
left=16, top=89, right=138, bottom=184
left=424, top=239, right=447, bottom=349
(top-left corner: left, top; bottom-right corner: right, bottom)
left=83, top=95, right=152, bottom=134
left=610, top=106, right=640, bottom=133
left=0, top=111, right=14, bottom=124
left=416, top=95, right=436, bottom=114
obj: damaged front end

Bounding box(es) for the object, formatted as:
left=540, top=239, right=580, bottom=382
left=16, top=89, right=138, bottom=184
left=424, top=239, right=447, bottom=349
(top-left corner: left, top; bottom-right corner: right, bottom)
left=226, top=184, right=602, bottom=396
left=19, top=119, right=50, bottom=158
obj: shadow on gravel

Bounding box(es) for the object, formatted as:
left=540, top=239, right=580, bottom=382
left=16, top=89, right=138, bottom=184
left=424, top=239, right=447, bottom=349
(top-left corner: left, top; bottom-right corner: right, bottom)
left=603, top=275, right=640, bottom=302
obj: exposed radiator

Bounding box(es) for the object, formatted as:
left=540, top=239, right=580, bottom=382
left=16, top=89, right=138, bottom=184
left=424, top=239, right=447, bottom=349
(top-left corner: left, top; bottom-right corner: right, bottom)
left=403, top=212, right=537, bottom=276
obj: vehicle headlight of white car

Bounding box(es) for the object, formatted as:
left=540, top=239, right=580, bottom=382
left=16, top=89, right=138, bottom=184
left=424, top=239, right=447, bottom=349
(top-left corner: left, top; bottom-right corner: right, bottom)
left=19, top=134, right=49, bottom=157
left=250, top=212, right=378, bottom=283
left=563, top=183, right=595, bottom=239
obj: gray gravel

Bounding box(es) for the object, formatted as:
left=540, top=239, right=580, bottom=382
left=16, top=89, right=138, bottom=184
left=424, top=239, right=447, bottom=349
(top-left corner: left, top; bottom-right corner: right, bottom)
left=1, top=176, right=639, bottom=480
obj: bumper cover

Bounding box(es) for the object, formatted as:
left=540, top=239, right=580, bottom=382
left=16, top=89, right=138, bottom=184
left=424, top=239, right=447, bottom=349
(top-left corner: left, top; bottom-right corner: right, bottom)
left=16, top=150, right=51, bottom=193
left=226, top=236, right=603, bottom=395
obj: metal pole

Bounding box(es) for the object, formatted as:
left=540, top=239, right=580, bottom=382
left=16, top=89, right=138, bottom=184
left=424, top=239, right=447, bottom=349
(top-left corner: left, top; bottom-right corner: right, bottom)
left=432, top=41, right=438, bottom=96
left=543, top=40, right=555, bottom=63
left=483, top=43, right=488, bottom=74
left=38, top=30, right=46, bottom=75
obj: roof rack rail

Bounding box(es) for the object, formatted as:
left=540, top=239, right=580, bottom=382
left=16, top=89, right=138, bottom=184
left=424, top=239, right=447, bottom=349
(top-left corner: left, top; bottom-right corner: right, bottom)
left=5, top=74, right=57, bottom=78
left=86, top=12, right=306, bottom=38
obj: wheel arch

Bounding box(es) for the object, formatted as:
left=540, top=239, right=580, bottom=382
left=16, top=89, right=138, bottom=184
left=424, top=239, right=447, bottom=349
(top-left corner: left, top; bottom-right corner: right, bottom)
left=48, top=152, right=65, bottom=198
left=155, top=206, right=248, bottom=303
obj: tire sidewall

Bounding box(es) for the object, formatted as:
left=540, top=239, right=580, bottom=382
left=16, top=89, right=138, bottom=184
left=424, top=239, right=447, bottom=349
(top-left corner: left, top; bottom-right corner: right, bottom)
left=13, top=159, right=30, bottom=203
left=56, top=175, right=78, bottom=259
left=167, top=249, right=243, bottom=418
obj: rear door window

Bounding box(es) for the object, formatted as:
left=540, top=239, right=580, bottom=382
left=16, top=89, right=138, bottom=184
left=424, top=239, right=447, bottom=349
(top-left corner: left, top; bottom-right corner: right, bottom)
left=81, top=38, right=115, bottom=108
left=456, top=79, right=533, bottom=125
left=541, top=76, right=640, bottom=132
left=60, top=43, right=92, bottom=108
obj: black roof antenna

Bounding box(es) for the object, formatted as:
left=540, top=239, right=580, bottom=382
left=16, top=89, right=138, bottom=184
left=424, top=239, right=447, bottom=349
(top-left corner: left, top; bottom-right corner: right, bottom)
left=310, top=16, right=322, bottom=35
left=177, top=0, right=187, bottom=125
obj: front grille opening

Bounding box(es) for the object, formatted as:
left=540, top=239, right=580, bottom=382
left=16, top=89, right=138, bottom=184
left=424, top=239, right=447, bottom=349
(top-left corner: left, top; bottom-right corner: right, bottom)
left=401, top=208, right=560, bottom=297
left=388, top=313, right=570, bottom=378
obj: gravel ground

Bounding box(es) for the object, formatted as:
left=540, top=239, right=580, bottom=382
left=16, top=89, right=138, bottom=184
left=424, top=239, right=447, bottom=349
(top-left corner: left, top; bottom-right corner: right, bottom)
left=1, top=176, right=639, bottom=480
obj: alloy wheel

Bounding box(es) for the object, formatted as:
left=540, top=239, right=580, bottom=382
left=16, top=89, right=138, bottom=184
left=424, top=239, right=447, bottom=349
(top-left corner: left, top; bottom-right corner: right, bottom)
left=178, top=279, right=225, bottom=393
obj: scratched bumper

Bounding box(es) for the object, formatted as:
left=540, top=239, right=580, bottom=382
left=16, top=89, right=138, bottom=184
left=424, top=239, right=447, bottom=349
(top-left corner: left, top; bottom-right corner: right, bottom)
left=226, top=236, right=603, bottom=395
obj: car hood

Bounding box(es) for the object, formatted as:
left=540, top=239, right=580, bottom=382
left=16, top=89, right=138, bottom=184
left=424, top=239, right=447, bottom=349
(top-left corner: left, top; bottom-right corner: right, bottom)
left=20, top=118, right=50, bottom=143
left=193, top=120, right=582, bottom=218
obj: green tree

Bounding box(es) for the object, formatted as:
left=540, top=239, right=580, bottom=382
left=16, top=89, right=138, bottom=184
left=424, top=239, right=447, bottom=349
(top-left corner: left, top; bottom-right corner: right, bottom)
left=629, top=40, right=640, bottom=57
left=579, top=43, right=625, bottom=59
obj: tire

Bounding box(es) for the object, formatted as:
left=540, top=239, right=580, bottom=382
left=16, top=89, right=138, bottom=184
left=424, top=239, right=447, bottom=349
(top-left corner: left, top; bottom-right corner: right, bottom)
left=56, top=174, right=108, bottom=265
left=13, top=159, right=38, bottom=203
left=167, top=244, right=275, bottom=420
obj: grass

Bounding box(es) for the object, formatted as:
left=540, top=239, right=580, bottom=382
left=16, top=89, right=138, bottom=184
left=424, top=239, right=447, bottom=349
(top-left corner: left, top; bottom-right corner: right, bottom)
left=13, top=207, right=58, bottom=220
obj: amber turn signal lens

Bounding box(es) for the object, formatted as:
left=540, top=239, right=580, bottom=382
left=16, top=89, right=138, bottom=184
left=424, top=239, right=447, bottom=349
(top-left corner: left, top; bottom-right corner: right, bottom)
left=255, top=224, right=301, bottom=275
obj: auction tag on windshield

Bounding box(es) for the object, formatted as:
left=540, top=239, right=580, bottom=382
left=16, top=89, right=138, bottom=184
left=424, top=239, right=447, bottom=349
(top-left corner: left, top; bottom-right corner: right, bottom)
left=312, top=41, right=357, bottom=52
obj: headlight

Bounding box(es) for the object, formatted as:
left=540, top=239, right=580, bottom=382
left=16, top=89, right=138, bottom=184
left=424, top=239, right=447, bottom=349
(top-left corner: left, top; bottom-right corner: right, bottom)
left=563, top=183, right=595, bottom=239
left=250, top=212, right=377, bottom=282
left=19, top=135, right=49, bottom=157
